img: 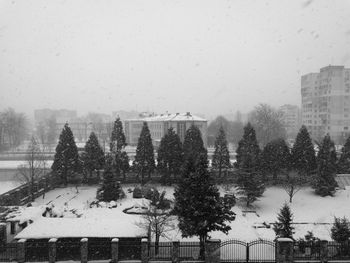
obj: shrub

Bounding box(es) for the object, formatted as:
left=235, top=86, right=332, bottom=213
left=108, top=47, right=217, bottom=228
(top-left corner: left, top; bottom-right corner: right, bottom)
left=331, top=217, right=350, bottom=243
left=133, top=187, right=143, bottom=198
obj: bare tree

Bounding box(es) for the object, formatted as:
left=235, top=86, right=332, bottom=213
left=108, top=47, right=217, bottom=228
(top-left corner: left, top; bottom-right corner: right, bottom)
left=282, top=171, right=305, bottom=203
left=137, top=205, right=175, bottom=255
left=16, top=136, right=46, bottom=201
left=1, top=108, right=28, bottom=149
left=249, top=104, right=286, bottom=146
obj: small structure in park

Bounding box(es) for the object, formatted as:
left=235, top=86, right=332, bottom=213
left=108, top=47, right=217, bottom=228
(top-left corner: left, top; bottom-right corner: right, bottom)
left=335, top=174, right=350, bottom=189
left=14, top=217, right=148, bottom=261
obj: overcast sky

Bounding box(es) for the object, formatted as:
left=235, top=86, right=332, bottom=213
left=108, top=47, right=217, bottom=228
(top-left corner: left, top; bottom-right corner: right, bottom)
left=0, top=0, right=350, bottom=119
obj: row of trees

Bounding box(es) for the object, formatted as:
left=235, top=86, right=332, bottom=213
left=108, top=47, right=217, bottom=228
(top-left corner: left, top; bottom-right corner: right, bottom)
left=207, top=104, right=287, bottom=147
left=234, top=122, right=341, bottom=204
left=0, top=108, right=28, bottom=151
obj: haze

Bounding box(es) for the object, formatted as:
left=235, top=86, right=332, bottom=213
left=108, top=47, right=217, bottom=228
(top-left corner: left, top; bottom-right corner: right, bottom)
left=1, top=0, right=350, bottom=119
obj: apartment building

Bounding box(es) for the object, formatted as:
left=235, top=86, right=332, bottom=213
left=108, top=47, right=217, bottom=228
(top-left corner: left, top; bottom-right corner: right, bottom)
left=279, top=104, right=301, bottom=140
left=124, top=112, right=208, bottom=147
left=301, top=65, right=350, bottom=144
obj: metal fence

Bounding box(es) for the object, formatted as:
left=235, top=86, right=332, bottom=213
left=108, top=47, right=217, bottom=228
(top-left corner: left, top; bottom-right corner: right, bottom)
left=328, top=241, right=350, bottom=260
left=25, top=240, right=49, bottom=262
left=87, top=239, right=111, bottom=261
left=118, top=239, right=141, bottom=261
left=220, top=239, right=275, bottom=263
left=56, top=238, right=81, bottom=261
left=0, top=243, right=17, bottom=262
left=148, top=241, right=173, bottom=261
left=179, top=241, right=201, bottom=260
left=293, top=240, right=321, bottom=261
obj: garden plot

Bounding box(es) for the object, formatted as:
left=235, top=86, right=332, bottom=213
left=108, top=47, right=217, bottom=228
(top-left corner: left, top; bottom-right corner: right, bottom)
left=9, top=185, right=350, bottom=242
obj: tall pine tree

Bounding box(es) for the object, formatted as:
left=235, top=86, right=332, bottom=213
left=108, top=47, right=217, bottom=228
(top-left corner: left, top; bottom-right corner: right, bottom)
left=235, top=123, right=264, bottom=206
left=337, top=136, right=350, bottom=173
left=173, top=153, right=235, bottom=259
left=235, top=123, right=260, bottom=172
left=110, top=117, right=127, bottom=152
left=183, top=125, right=207, bottom=165
left=313, top=134, right=337, bottom=196
left=82, top=132, right=105, bottom=179
left=273, top=203, right=294, bottom=239
left=157, top=127, right=183, bottom=183
left=291, top=125, right=316, bottom=178
left=261, top=138, right=291, bottom=183
left=52, top=123, right=80, bottom=186
left=212, top=126, right=231, bottom=177
left=133, top=122, right=155, bottom=184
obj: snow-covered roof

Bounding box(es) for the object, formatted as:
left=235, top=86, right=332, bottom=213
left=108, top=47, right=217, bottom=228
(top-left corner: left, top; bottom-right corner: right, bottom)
left=335, top=174, right=350, bottom=189
left=127, top=112, right=206, bottom=122
left=15, top=217, right=147, bottom=239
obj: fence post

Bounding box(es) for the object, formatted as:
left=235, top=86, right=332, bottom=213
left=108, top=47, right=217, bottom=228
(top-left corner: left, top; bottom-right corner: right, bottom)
left=111, top=238, right=119, bottom=263
left=320, top=240, right=328, bottom=263
left=276, top=238, right=294, bottom=263
left=49, top=238, right=57, bottom=263
left=17, top=239, right=26, bottom=263
left=205, top=239, right=221, bottom=263
left=141, top=238, right=148, bottom=263
left=0, top=223, right=7, bottom=245
left=172, top=240, right=180, bottom=263
left=80, top=238, right=88, bottom=263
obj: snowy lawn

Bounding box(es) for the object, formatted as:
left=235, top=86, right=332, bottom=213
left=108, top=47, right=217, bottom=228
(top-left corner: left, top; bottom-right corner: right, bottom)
left=9, top=184, right=350, bottom=241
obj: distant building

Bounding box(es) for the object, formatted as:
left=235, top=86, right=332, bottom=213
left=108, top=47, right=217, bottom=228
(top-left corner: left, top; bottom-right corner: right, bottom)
left=279, top=104, right=301, bottom=140
left=301, top=65, right=350, bottom=144
left=124, top=112, right=208, bottom=147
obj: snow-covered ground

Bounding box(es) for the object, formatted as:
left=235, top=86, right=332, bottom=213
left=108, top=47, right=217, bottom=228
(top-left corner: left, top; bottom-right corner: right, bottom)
left=9, top=185, right=350, bottom=242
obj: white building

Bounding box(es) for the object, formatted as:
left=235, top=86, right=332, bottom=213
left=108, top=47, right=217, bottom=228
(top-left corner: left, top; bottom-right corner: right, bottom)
left=124, top=112, right=208, bottom=147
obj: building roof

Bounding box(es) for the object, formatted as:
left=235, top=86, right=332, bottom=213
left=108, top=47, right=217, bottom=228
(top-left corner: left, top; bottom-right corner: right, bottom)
left=15, top=217, right=147, bottom=239
left=335, top=174, right=350, bottom=189
left=127, top=112, right=207, bottom=122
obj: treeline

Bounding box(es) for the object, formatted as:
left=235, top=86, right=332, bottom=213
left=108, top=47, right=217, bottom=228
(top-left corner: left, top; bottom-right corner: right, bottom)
left=235, top=122, right=350, bottom=201
left=207, top=104, right=287, bottom=147
left=0, top=108, right=28, bottom=151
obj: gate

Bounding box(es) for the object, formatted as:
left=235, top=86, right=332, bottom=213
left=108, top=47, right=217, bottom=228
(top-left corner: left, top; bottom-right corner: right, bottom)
left=220, top=239, right=275, bottom=263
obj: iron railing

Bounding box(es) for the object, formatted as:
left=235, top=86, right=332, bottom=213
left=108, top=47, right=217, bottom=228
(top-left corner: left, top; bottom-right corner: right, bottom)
left=0, top=243, right=17, bottom=262
left=179, top=241, right=201, bottom=260
left=25, top=240, right=49, bottom=262
left=87, top=239, right=111, bottom=261
left=148, top=241, right=173, bottom=260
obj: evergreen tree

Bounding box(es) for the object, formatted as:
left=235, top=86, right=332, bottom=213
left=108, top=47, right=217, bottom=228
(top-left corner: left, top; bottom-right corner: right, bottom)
left=133, top=122, right=155, bottom=184
left=261, top=138, right=291, bottom=183
left=235, top=123, right=260, bottom=172
left=110, top=117, right=127, bottom=152
left=313, top=134, right=337, bottom=196
left=51, top=123, right=80, bottom=186
left=236, top=171, right=265, bottom=207
left=273, top=203, right=294, bottom=239
left=173, top=153, right=235, bottom=259
left=331, top=217, right=350, bottom=243
left=115, top=151, right=130, bottom=180
left=337, top=136, right=350, bottom=173
left=212, top=126, right=231, bottom=177
left=82, top=132, right=105, bottom=179
left=157, top=127, right=183, bottom=183
left=97, top=154, right=124, bottom=202
left=291, top=125, right=316, bottom=178
left=183, top=125, right=207, bottom=165
left=109, top=117, right=129, bottom=178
